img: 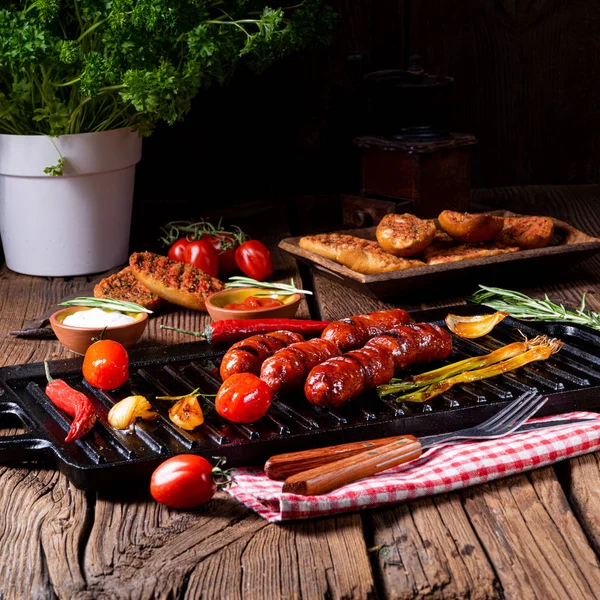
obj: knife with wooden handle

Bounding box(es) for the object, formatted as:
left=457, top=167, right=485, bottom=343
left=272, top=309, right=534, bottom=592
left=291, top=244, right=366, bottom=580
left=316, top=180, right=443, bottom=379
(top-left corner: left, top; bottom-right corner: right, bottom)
left=264, top=435, right=414, bottom=480
left=269, top=418, right=595, bottom=495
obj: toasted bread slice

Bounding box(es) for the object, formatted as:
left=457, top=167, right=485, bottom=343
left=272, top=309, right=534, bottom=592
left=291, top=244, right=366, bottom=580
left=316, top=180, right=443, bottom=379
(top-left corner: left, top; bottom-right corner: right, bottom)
left=376, top=213, right=437, bottom=256
left=496, top=216, right=554, bottom=249
left=438, top=211, right=504, bottom=243
left=424, top=243, right=519, bottom=265
left=94, top=267, right=164, bottom=311
left=299, top=233, right=425, bottom=274
left=129, top=252, right=224, bottom=311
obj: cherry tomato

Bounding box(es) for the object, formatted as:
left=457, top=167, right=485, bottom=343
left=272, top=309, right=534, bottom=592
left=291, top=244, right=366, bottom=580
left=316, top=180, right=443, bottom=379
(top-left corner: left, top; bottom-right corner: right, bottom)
left=150, top=455, right=216, bottom=508
left=203, top=233, right=239, bottom=275
left=168, top=238, right=189, bottom=263
left=82, top=339, right=129, bottom=390
left=183, top=240, right=219, bottom=277
left=215, top=373, right=272, bottom=423
left=235, top=240, right=274, bottom=281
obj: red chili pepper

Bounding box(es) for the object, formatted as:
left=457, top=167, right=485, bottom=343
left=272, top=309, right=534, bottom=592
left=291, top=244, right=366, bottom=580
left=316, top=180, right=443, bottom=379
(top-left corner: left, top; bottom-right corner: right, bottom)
left=161, top=318, right=330, bottom=344
left=44, top=362, right=97, bottom=443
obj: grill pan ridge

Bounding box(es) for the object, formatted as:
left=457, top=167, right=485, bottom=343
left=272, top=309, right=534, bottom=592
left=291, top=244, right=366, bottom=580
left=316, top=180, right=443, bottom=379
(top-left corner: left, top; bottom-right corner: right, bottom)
left=1, top=305, right=600, bottom=489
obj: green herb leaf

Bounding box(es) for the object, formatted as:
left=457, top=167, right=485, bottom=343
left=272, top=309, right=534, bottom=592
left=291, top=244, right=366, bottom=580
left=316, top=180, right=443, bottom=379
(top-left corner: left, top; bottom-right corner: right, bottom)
left=59, top=297, right=152, bottom=314
left=225, top=276, right=313, bottom=296
left=468, top=285, right=600, bottom=331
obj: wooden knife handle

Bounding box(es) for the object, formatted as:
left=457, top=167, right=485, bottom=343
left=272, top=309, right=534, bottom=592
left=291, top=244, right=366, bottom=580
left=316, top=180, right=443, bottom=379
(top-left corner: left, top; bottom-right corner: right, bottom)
left=282, top=436, right=423, bottom=496
left=264, top=435, right=415, bottom=480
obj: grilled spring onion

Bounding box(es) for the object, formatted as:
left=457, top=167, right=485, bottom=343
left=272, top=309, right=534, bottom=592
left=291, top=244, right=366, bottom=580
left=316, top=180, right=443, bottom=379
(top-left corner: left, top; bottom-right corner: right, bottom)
left=469, top=285, right=600, bottom=332
left=59, top=297, right=153, bottom=314
left=108, top=396, right=158, bottom=430
left=382, top=337, right=562, bottom=403
left=378, top=336, right=552, bottom=396
left=224, top=277, right=313, bottom=297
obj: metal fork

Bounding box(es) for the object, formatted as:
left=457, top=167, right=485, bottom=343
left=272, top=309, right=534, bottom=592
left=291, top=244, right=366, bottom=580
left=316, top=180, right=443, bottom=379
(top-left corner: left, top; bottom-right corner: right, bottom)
left=282, top=390, right=547, bottom=495
left=417, top=390, right=547, bottom=452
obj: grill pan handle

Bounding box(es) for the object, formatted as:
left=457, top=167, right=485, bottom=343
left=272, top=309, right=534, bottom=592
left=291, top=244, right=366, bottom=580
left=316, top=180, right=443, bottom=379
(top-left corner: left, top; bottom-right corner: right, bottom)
left=0, top=433, right=52, bottom=464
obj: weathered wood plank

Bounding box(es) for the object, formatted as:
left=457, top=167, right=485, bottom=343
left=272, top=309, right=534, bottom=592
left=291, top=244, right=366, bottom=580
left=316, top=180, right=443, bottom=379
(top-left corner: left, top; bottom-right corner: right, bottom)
left=568, top=453, right=600, bottom=556
left=464, top=469, right=600, bottom=600
left=370, top=495, right=499, bottom=600
left=0, top=467, right=89, bottom=600
left=293, top=514, right=376, bottom=599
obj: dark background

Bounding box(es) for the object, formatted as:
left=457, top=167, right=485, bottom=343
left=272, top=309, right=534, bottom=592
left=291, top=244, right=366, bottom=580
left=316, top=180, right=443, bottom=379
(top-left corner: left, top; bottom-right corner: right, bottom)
left=132, top=0, right=600, bottom=244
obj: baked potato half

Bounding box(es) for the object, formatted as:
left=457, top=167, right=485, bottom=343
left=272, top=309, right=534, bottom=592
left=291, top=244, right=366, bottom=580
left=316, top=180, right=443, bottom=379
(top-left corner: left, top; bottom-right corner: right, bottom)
left=496, top=216, right=554, bottom=249
left=376, top=213, right=436, bottom=257
left=438, top=211, right=504, bottom=243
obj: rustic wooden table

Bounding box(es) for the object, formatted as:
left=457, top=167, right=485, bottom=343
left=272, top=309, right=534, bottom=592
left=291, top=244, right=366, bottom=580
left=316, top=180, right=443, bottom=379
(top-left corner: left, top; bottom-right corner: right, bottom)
left=2, top=186, right=600, bottom=600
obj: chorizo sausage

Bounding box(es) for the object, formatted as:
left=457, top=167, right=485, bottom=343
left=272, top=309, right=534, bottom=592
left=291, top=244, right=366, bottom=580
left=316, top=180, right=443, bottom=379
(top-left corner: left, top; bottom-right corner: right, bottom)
left=321, top=308, right=413, bottom=352
left=305, top=323, right=452, bottom=407
left=219, top=331, right=304, bottom=380
left=260, top=339, right=341, bottom=394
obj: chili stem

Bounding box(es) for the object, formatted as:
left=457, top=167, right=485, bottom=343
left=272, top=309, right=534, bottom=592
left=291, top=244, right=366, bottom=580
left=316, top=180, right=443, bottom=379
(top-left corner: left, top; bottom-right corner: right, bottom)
left=44, top=361, right=53, bottom=383
left=160, top=325, right=205, bottom=338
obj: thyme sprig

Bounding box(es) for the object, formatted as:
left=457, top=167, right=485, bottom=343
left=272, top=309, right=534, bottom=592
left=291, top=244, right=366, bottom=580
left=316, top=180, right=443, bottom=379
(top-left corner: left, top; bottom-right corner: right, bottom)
left=469, top=285, right=600, bottom=332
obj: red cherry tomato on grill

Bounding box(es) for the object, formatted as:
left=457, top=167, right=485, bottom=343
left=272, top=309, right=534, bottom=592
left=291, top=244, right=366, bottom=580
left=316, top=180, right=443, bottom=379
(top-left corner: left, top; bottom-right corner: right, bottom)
left=82, top=339, right=129, bottom=390
left=150, top=455, right=217, bottom=508
left=168, top=238, right=189, bottom=263
left=215, top=373, right=272, bottom=423
left=235, top=240, right=274, bottom=281
left=183, top=240, right=219, bottom=277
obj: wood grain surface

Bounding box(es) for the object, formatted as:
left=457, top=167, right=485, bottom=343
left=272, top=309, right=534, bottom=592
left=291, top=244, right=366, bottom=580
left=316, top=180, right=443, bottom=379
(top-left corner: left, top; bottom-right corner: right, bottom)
left=2, top=187, right=600, bottom=599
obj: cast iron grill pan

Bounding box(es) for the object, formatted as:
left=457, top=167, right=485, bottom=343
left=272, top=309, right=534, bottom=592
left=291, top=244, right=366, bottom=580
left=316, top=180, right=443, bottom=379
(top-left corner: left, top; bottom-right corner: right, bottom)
left=2, top=305, right=600, bottom=489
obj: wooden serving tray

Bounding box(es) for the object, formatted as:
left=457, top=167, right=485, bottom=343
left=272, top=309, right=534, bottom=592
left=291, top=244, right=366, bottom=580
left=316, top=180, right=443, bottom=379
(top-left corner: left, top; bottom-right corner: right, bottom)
left=279, top=212, right=600, bottom=300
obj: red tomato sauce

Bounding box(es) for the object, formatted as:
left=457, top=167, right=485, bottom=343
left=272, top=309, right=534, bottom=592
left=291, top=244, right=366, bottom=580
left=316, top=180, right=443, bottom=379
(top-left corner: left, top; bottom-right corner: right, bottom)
left=223, top=296, right=284, bottom=311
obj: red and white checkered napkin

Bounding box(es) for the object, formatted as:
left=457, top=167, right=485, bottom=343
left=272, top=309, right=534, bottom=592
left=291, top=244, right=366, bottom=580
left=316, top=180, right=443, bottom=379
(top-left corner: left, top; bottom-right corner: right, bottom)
left=227, top=411, right=600, bottom=522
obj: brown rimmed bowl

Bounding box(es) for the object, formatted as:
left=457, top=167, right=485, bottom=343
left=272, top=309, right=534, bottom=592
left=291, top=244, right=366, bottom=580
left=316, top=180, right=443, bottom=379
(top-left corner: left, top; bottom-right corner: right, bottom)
left=50, top=307, right=148, bottom=355
left=206, top=287, right=302, bottom=321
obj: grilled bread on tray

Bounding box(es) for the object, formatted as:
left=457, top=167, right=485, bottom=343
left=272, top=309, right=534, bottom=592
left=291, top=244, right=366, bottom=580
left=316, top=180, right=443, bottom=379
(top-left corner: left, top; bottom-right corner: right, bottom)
left=94, top=267, right=164, bottom=311
left=423, top=242, right=519, bottom=265
left=129, top=252, right=224, bottom=311
left=299, top=233, right=425, bottom=275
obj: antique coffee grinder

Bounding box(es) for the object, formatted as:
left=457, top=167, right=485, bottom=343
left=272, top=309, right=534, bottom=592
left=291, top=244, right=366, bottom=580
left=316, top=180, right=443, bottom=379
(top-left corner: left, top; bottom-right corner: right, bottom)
left=343, top=57, right=477, bottom=227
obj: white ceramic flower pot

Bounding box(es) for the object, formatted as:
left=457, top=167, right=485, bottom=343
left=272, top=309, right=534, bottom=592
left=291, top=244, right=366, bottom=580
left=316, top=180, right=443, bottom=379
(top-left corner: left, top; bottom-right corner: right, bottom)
left=0, top=128, right=142, bottom=276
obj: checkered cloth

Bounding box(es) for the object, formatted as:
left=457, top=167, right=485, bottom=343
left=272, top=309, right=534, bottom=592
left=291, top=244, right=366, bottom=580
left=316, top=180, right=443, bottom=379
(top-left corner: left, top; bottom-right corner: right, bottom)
left=227, top=411, right=600, bottom=522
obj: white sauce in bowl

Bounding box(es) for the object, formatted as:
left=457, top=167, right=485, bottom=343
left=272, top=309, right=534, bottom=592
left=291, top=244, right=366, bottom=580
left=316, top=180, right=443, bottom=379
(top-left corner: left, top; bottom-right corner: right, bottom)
left=62, top=308, right=136, bottom=328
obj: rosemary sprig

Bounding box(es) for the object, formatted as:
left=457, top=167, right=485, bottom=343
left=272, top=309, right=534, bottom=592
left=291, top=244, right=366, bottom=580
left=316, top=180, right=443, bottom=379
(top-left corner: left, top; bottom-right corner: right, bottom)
left=59, top=297, right=152, bottom=314
left=469, top=285, right=600, bottom=331
left=224, top=276, right=313, bottom=297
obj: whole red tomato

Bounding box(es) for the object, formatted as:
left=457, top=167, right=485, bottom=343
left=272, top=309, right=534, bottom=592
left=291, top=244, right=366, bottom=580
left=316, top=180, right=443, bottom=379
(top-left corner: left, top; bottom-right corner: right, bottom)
left=202, top=232, right=239, bottom=275
left=150, top=455, right=216, bottom=508
left=183, top=240, right=219, bottom=277
left=82, top=339, right=129, bottom=390
left=235, top=240, right=274, bottom=281
left=215, top=373, right=272, bottom=423
left=168, top=238, right=189, bottom=263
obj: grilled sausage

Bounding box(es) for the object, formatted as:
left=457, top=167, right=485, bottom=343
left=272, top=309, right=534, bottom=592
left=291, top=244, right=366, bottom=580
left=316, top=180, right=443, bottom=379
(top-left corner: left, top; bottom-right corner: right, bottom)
left=260, top=339, right=341, bottom=394
left=305, top=323, right=452, bottom=407
left=321, top=308, right=413, bottom=352
left=219, top=331, right=304, bottom=381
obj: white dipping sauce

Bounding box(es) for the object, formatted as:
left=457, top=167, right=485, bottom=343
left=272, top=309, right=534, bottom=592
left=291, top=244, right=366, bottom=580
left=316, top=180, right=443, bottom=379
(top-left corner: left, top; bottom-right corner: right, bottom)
left=62, top=308, right=136, bottom=328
